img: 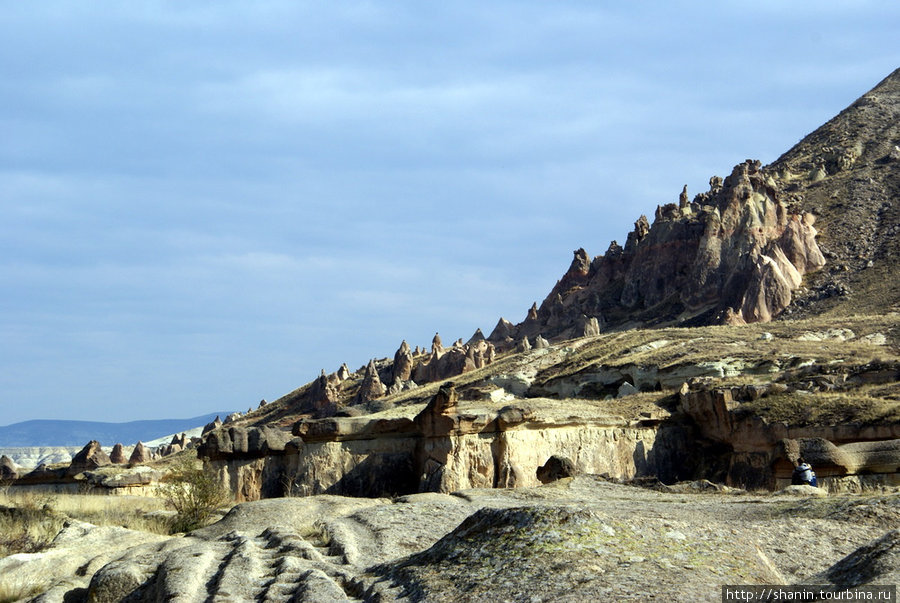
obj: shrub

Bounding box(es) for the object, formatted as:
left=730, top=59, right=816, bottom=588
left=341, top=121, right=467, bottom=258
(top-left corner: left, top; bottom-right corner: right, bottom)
left=157, top=456, right=230, bottom=533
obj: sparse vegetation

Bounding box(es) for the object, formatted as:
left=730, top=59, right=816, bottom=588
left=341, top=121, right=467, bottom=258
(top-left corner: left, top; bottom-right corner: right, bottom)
left=158, top=456, right=231, bottom=533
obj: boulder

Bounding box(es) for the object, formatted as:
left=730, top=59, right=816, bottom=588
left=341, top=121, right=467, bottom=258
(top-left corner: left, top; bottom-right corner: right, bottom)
left=536, top=455, right=577, bottom=484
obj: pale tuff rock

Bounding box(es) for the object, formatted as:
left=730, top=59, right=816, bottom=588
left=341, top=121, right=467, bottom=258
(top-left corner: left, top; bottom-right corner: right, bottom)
left=305, top=369, right=340, bottom=416
left=109, top=443, right=127, bottom=464
left=679, top=184, right=689, bottom=208
left=466, top=328, right=486, bottom=346
left=581, top=315, right=601, bottom=337
left=337, top=362, right=351, bottom=381
left=533, top=335, right=550, bottom=349
left=392, top=340, right=414, bottom=383
left=497, top=158, right=828, bottom=342
left=354, top=359, right=386, bottom=404
left=201, top=415, right=223, bottom=436
left=431, top=333, right=444, bottom=357
left=223, top=412, right=242, bottom=425
left=414, top=346, right=475, bottom=384
left=516, top=337, right=531, bottom=353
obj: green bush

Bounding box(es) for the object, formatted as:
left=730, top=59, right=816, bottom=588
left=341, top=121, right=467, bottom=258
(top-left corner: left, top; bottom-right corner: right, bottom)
left=158, top=457, right=230, bottom=533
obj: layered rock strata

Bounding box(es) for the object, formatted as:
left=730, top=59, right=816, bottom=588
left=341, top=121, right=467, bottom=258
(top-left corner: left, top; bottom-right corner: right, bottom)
left=680, top=384, right=900, bottom=490
left=200, top=383, right=692, bottom=501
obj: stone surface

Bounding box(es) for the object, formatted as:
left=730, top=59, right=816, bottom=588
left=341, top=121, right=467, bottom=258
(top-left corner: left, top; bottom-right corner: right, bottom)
left=6, top=478, right=898, bottom=602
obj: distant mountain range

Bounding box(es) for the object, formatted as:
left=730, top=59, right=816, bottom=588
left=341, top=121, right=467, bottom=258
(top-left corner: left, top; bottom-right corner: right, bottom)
left=0, top=412, right=229, bottom=447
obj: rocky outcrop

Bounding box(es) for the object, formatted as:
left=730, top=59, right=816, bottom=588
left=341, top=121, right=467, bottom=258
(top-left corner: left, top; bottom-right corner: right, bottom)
left=536, top=455, right=576, bottom=483
left=201, top=416, right=223, bottom=436
left=680, top=385, right=900, bottom=490
left=491, top=159, right=825, bottom=344
left=109, top=443, right=127, bottom=464
left=128, top=441, right=150, bottom=465
left=67, top=440, right=111, bottom=477
left=392, top=340, right=415, bottom=383
left=206, top=384, right=692, bottom=501
left=306, top=370, right=341, bottom=415
left=0, top=455, right=17, bottom=480
left=354, top=359, right=386, bottom=405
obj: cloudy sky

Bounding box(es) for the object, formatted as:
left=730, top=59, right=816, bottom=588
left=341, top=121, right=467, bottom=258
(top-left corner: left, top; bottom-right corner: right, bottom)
left=2, top=2, right=898, bottom=425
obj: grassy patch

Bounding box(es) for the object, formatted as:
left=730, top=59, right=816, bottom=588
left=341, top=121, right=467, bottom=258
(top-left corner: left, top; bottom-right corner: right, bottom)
left=737, top=389, right=900, bottom=426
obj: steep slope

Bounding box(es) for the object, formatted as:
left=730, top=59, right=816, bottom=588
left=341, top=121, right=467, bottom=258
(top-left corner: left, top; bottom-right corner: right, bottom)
left=770, top=67, right=900, bottom=318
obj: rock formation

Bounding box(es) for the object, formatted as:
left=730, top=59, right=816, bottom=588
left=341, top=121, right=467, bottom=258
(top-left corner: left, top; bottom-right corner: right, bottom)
left=0, top=454, right=17, bottom=480
left=128, top=441, right=150, bottom=465
left=489, top=158, right=826, bottom=344
left=8, top=476, right=899, bottom=602
left=354, top=359, right=386, bottom=405
left=109, top=443, right=127, bottom=464
left=306, top=369, right=340, bottom=415
left=392, top=340, right=414, bottom=383
left=202, top=415, right=223, bottom=436
left=67, top=440, right=111, bottom=476
left=536, top=455, right=577, bottom=483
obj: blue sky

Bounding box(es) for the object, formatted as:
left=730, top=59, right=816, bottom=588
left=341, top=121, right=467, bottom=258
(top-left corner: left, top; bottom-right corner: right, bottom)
left=2, top=2, right=899, bottom=425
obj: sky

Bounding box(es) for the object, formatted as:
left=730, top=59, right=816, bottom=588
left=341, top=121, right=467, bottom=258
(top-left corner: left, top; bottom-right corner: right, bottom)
left=2, top=2, right=899, bottom=426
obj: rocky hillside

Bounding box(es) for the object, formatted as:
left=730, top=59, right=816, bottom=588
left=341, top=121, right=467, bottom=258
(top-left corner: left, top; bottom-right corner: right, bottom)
left=489, top=68, right=900, bottom=344
left=177, top=70, right=900, bottom=504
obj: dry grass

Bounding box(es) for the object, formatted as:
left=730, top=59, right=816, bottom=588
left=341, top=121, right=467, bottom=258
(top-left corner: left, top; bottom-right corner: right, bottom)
left=738, top=388, right=900, bottom=427
left=0, top=489, right=173, bottom=560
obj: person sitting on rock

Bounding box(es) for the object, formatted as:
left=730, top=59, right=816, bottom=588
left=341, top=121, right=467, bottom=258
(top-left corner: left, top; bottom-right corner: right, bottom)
left=791, top=458, right=817, bottom=487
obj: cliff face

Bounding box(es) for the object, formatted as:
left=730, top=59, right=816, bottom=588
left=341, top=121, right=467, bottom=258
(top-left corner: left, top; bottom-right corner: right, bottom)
left=201, top=384, right=694, bottom=502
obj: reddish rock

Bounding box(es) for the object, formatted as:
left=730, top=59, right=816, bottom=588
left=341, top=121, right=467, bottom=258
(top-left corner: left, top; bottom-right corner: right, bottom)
left=109, top=443, right=127, bottom=464
left=129, top=441, right=150, bottom=465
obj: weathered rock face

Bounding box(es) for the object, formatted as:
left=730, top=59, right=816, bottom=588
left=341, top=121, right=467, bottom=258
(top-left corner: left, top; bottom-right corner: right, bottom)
left=206, top=384, right=693, bottom=502
left=680, top=385, right=900, bottom=490
left=67, top=440, right=111, bottom=476
left=490, top=159, right=825, bottom=344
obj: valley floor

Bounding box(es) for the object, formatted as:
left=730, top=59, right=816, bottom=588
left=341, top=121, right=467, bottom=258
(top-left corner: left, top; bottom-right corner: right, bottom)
left=1, top=477, right=897, bottom=602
